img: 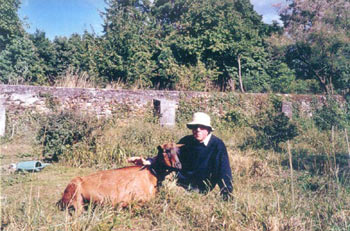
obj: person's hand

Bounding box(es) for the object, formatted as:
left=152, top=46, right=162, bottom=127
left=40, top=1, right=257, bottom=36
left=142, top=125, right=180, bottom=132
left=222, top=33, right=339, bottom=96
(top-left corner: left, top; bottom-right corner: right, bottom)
left=127, top=157, right=151, bottom=166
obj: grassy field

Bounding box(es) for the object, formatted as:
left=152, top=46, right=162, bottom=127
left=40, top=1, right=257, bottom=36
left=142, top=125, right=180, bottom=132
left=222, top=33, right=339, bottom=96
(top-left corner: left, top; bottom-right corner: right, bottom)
left=1, top=114, right=350, bottom=231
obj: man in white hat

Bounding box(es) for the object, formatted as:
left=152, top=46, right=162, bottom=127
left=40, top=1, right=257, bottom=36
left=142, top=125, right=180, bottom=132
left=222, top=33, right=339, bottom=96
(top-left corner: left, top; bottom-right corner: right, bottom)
left=176, top=112, right=232, bottom=199
left=128, top=112, right=233, bottom=200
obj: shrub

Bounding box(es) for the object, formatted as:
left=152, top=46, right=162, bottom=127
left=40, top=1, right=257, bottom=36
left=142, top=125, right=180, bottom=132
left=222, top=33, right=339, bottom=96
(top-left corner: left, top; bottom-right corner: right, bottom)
left=313, top=97, right=349, bottom=131
left=36, top=111, right=105, bottom=161
left=223, top=110, right=248, bottom=128
left=245, top=95, right=299, bottom=151
left=256, top=113, right=299, bottom=151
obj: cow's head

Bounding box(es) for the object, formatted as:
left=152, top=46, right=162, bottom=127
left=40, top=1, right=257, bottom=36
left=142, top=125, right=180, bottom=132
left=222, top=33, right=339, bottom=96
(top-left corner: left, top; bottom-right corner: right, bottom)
left=157, top=143, right=183, bottom=170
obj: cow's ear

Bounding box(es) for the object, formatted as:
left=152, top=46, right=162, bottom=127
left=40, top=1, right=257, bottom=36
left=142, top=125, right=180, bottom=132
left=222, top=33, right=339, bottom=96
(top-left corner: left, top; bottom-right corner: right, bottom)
left=176, top=144, right=184, bottom=148
left=157, top=145, right=163, bottom=152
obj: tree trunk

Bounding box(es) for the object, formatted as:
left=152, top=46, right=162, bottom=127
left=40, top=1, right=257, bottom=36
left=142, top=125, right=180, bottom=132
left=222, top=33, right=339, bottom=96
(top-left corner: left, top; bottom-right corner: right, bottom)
left=228, top=74, right=235, bottom=92
left=237, top=54, right=245, bottom=93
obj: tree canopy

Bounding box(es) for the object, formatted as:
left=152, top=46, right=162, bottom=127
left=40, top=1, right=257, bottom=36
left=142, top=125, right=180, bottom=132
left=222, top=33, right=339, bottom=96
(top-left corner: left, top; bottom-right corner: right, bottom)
left=0, top=0, right=349, bottom=95
left=276, top=0, right=350, bottom=95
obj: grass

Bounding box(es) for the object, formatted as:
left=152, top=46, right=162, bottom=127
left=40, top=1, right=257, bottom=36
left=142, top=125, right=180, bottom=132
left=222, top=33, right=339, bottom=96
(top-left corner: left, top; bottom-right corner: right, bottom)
left=1, top=115, right=350, bottom=230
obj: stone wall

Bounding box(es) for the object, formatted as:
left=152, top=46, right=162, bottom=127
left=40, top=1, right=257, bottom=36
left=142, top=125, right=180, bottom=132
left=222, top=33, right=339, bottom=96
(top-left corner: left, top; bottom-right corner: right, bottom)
left=0, top=85, right=184, bottom=117
left=0, top=84, right=345, bottom=136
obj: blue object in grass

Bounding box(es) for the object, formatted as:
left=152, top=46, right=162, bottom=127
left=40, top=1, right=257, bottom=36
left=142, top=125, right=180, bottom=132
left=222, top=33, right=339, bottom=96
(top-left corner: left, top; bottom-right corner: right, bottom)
left=14, top=161, right=51, bottom=172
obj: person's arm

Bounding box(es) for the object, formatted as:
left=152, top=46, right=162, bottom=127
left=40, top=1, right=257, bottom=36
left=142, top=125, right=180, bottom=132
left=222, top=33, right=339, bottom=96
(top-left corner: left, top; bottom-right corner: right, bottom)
left=217, top=142, right=233, bottom=200
left=127, top=156, right=153, bottom=166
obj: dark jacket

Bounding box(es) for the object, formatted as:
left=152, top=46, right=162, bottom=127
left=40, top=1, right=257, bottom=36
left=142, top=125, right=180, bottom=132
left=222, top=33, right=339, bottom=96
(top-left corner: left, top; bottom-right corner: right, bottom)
left=177, top=134, right=233, bottom=199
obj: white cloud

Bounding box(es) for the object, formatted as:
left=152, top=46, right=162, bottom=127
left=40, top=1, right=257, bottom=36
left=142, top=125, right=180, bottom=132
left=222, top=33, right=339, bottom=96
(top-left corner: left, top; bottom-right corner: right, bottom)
left=251, top=0, right=286, bottom=24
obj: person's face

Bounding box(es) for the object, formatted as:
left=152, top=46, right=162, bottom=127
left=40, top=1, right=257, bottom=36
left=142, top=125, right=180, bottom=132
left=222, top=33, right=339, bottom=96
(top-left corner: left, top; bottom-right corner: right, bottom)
left=192, top=125, right=210, bottom=142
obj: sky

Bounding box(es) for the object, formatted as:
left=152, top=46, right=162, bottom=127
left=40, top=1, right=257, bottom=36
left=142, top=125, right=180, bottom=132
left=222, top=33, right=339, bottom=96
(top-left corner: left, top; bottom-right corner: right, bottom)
left=18, top=0, right=286, bottom=40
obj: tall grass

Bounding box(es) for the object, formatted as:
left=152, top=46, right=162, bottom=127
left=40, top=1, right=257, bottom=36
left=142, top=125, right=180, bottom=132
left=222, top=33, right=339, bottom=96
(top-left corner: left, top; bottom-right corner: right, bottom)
left=53, top=67, right=128, bottom=90
left=54, top=67, right=96, bottom=89
left=2, top=113, right=350, bottom=230
left=61, top=119, right=186, bottom=168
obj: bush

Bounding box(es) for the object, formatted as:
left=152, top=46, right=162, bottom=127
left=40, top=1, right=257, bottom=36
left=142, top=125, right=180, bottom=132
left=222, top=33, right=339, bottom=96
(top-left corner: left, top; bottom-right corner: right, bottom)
left=254, top=113, right=299, bottom=151
left=244, top=95, right=299, bottom=151
left=36, top=111, right=105, bottom=161
left=223, top=110, right=248, bottom=128
left=313, top=97, right=349, bottom=131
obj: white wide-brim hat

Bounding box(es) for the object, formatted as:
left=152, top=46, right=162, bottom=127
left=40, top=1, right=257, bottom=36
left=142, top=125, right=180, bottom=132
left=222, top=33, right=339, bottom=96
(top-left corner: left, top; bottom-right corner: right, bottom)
left=186, top=112, right=214, bottom=131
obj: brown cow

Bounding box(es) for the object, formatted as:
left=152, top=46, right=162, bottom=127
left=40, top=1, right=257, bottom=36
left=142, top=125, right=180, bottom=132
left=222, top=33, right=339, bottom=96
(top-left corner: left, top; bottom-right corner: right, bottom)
left=57, top=143, right=182, bottom=215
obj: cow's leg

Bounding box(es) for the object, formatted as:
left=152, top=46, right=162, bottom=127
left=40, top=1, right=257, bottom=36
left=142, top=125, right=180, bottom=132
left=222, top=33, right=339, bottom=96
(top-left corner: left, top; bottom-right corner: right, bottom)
left=71, top=192, right=84, bottom=216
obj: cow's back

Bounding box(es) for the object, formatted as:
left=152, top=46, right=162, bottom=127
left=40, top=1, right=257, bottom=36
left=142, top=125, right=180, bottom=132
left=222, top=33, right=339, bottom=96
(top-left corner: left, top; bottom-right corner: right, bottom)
left=79, top=166, right=158, bottom=206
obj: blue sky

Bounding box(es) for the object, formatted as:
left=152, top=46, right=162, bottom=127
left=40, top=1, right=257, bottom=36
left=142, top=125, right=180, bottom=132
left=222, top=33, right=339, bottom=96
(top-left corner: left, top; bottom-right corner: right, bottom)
left=19, top=0, right=285, bottom=40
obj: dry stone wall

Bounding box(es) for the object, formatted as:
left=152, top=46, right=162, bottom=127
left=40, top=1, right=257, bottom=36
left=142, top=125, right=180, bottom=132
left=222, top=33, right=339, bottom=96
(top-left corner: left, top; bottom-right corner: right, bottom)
left=0, top=85, right=184, bottom=117
left=0, top=84, right=344, bottom=136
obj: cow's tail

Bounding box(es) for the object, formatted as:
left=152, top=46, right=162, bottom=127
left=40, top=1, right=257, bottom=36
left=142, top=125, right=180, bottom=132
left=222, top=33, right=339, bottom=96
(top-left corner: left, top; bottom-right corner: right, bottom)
left=57, top=177, right=82, bottom=211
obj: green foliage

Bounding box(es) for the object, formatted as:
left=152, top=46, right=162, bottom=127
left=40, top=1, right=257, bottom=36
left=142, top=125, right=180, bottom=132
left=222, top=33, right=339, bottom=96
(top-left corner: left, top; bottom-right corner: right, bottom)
left=100, top=0, right=157, bottom=88
left=98, top=0, right=276, bottom=91
left=253, top=113, right=299, bottom=151
left=36, top=111, right=104, bottom=161
left=0, top=35, right=45, bottom=84
left=0, top=0, right=24, bottom=51
left=279, top=0, right=350, bottom=94
left=3, top=0, right=350, bottom=94
left=29, top=30, right=56, bottom=81
left=176, top=92, right=254, bottom=130
left=313, top=97, right=349, bottom=131
left=245, top=95, right=299, bottom=151
left=63, top=117, right=185, bottom=168
left=170, top=0, right=272, bottom=91
left=176, top=95, right=209, bottom=126
left=0, top=0, right=48, bottom=84
left=223, top=110, right=248, bottom=128
left=268, top=61, right=297, bottom=93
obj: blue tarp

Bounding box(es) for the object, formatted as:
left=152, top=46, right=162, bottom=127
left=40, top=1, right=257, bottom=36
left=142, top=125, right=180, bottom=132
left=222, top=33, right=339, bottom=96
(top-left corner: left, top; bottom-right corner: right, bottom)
left=15, top=161, right=51, bottom=172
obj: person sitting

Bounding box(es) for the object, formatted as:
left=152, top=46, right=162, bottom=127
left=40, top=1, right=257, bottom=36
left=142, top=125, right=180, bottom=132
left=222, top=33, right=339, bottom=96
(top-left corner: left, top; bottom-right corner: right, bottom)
left=128, top=112, right=233, bottom=200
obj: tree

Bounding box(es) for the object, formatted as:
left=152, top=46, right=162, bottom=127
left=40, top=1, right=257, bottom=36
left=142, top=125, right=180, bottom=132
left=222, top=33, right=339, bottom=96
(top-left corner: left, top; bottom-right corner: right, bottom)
left=154, top=0, right=272, bottom=92
left=278, top=0, right=350, bottom=95
left=51, top=36, right=73, bottom=77
left=101, top=0, right=156, bottom=87
left=0, top=35, right=44, bottom=84
left=29, top=30, right=56, bottom=83
left=98, top=0, right=277, bottom=91
left=0, top=0, right=24, bottom=51
left=0, top=0, right=47, bottom=84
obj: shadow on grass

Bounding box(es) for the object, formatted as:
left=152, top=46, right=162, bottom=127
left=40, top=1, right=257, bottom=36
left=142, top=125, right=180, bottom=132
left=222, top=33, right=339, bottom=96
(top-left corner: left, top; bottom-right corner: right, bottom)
left=281, top=149, right=350, bottom=183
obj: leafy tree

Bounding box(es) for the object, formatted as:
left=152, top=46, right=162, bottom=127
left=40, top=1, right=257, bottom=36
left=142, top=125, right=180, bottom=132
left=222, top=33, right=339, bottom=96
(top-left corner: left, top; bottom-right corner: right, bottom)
left=29, top=30, right=56, bottom=83
left=0, top=35, right=44, bottom=84
left=80, top=32, right=101, bottom=81
left=153, top=0, right=273, bottom=92
left=0, top=0, right=47, bottom=84
left=278, top=0, right=350, bottom=94
left=101, top=0, right=156, bottom=87
left=0, top=0, right=24, bottom=51
left=98, top=0, right=277, bottom=91
left=51, top=36, right=75, bottom=77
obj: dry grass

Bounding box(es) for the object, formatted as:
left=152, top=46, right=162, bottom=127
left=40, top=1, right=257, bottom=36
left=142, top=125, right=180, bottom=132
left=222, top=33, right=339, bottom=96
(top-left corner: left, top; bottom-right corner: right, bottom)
left=54, top=67, right=97, bottom=89
left=53, top=67, right=129, bottom=90
left=1, top=118, right=350, bottom=230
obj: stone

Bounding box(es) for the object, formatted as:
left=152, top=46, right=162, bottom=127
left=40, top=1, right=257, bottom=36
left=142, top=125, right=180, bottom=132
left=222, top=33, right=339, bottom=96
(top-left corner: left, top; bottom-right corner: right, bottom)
left=153, top=99, right=176, bottom=127
left=0, top=98, right=5, bottom=136
left=282, top=101, right=293, bottom=118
